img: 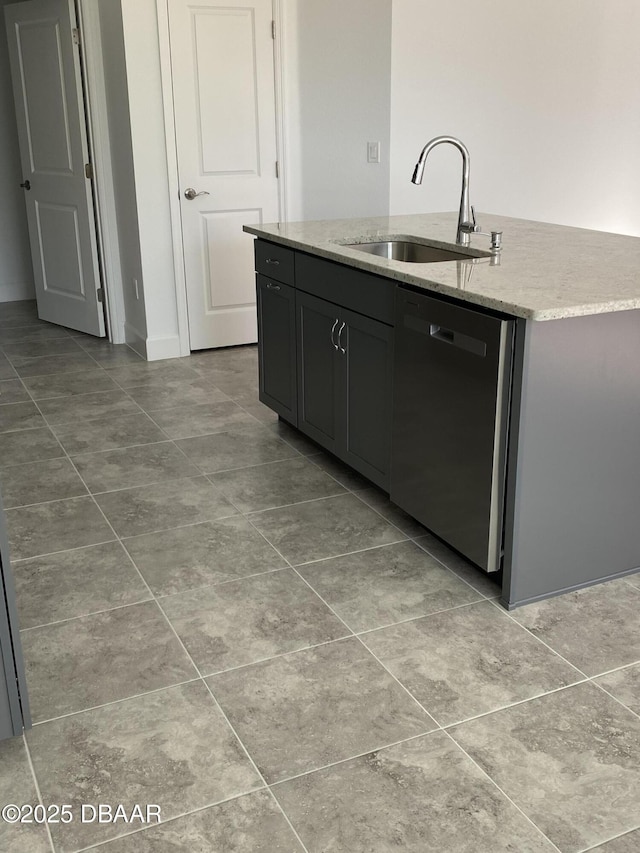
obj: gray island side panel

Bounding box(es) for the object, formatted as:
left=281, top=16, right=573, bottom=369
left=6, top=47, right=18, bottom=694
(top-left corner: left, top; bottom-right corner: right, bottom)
left=0, top=489, right=31, bottom=738
left=502, top=309, right=640, bottom=607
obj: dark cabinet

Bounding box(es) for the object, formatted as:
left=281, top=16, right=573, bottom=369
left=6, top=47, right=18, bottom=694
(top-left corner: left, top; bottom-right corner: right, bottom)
left=254, top=239, right=394, bottom=490
left=296, top=289, right=393, bottom=489
left=256, top=275, right=297, bottom=424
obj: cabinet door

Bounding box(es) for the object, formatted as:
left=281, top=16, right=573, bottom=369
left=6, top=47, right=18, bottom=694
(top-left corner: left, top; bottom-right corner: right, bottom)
left=338, top=308, right=393, bottom=490
left=296, top=290, right=341, bottom=452
left=256, top=275, right=297, bottom=424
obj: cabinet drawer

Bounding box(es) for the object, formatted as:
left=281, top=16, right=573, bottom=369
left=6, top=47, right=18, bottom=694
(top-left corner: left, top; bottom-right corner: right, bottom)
left=295, top=252, right=395, bottom=326
left=255, top=240, right=295, bottom=285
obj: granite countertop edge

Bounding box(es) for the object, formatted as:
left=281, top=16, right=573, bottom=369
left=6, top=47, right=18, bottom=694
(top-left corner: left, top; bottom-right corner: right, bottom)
left=244, top=212, right=640, bottom=322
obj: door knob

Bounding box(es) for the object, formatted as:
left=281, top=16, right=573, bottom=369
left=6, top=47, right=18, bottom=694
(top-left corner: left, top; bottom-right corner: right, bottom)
left=20, top=179, right=31, bottom=191
left=184, top=187, right=210, bottom=200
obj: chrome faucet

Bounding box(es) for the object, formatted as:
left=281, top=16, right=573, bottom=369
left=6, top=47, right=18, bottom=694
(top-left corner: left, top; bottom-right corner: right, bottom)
left=411, top=136, right=479, bottom=247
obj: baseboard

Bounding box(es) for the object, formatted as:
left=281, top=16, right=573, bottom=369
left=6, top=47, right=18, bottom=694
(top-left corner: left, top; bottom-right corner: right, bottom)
left=145, top=334, right=183, bottom=361
left=0, top=281, right=36, bottom=303
left=124, top=322, right=184, bottom=361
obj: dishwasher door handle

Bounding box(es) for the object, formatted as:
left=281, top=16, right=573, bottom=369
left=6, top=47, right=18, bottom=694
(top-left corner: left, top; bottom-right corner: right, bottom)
left=404, top=314, right=487, bottom=357
left=430, top=324, right=454, bottom=344
left=430, top=323, right=487, bottom=357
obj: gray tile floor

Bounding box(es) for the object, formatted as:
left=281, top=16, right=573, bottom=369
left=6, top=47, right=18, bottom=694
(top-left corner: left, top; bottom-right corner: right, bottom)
left=1, top=300, right=640, bottom=852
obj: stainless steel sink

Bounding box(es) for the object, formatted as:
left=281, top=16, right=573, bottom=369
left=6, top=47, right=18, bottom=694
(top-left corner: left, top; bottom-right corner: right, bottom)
left=346, top=240, right=471, bottom=263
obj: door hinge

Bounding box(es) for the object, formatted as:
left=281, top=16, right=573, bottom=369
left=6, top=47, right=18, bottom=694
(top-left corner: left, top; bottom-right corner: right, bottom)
left=72, top=27, right=80, bottom=46
left=85, top=162, right=93, bottom=180
left=271, top=19, right=276, bottom=39
left=275, top=160, right=279, bottom=179
left=97, top=287, right=104, bottom=303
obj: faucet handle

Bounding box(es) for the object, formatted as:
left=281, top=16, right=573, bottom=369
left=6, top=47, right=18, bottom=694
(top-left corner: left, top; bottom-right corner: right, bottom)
left=459, top=206, right=481, bottom=236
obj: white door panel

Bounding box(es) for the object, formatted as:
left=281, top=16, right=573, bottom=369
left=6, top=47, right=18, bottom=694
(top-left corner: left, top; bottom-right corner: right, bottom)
left=168, top=0, right=280, bottom=350
left=5, top=0, right=104, bottom=336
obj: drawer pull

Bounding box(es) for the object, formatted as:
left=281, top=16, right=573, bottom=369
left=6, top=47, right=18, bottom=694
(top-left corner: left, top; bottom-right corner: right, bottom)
left=266, top=282, right=281, bottom=291
left=265, top=258, right=280, bottom=265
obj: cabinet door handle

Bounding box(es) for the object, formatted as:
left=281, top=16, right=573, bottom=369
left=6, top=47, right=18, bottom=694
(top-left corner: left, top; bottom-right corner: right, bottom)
left=337, top=321, right=346, bottom=354
left=266, top=282, right=281, bottom=291
left=265, top=258, right=280, bottom=265
left=330, top=318, right=339, bottom=350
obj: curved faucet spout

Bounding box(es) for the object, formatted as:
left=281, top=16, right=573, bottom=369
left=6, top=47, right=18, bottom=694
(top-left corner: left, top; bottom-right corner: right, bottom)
left=411, top=135, right=475, bottom=246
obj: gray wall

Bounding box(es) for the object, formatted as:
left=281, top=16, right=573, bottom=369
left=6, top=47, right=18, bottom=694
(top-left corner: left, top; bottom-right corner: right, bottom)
left=283, top=0, right=392, bottom=221
left=0, top=0, right=34, bottom=303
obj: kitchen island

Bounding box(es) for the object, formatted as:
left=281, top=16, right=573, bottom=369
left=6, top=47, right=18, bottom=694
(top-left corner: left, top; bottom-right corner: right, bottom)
left=244, top=213, right=640, bottom=609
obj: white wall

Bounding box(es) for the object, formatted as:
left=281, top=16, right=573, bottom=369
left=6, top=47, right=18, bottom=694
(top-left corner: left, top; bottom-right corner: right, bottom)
left=119, top=0, right=181, bottom=358
left=283, top=0, right=392, bottom=221
left=97, top=0, right=146, bottom=342
left=0, top=0, right=34, bottom=303
left=390, top=0, right=640, bottom=237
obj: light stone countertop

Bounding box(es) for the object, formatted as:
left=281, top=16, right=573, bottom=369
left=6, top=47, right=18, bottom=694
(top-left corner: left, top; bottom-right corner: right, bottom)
left=244, top=212, right=640, bottom=321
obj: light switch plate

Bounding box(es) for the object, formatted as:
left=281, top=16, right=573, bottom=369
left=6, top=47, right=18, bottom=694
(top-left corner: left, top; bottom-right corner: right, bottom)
left=367, top=141, right=381, bottom=163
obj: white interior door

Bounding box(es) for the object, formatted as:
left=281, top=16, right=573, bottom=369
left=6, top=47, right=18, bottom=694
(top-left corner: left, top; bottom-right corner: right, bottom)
left=4, top=0, right=105, bottom=336
left=168, top=0, right=280, bottom=350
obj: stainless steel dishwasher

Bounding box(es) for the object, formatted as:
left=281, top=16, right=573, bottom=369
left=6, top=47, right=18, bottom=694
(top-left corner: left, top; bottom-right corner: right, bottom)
left=390, top=286, right=514, bottom=572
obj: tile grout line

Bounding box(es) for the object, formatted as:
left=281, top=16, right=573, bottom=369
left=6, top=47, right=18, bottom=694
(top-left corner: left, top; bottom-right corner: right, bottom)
left=195, top=680, right=311, bottom=853
left=38, top=397, right=148, bottom=432
left=239, top=511, right=441, bottom=729
left=284, top=539, right=411, bottom=569
left=19, top=595, right=155, bottom=633
left=576, top=825, right=640, bottom=853
left=353, top=597, right=510, bottom=639
left=485, top=598, right=593, bottom=680
left=69, top=788, right=301, bottom=853
left=19, top=562, right=294, bottom=633
left=349, top=487, right=428, bottom=539
left=438, top=678, right=592, bottom=731
left=22, top=735, right=57, bottom=853
left=267, top=730, right=437, bottom=790
left=210, top=486, right=355, bottom=517
left=323, top=472, right=502, bottom=603
left=263, top=788, right=312, bottom=853
left=411, top=535, right=500, bottom=600
left=590, top=679, right=640, bottom=723
left=586, top=659, right=640, bottom=679
left=440, top=728, right=564, bottom=853
left=151, top=598, right=277, bottom=800
left=191, top=633, right=354, bottom=682
left=29, top=676, right=203, bottom=728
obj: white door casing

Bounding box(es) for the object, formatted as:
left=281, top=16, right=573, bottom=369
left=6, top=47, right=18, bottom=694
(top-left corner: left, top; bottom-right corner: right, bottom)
left=4, top=0, right=105, bottom=336
left=167, top=0, right=280, bottom=350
